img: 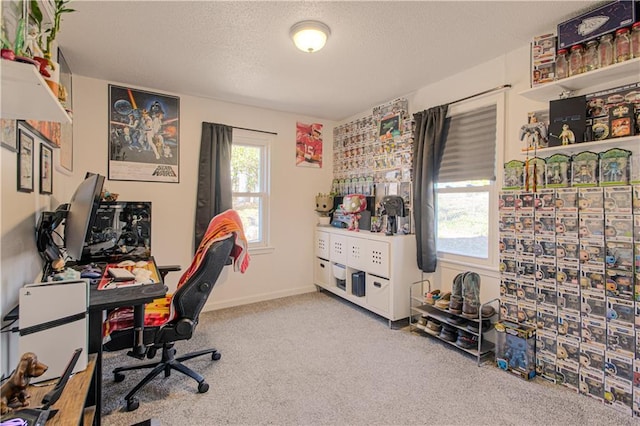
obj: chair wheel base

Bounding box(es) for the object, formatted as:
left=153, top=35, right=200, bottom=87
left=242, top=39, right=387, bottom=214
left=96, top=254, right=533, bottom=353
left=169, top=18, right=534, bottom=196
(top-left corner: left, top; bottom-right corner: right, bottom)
left=114, top=372, right=125, bottom=382
left=198, top=381, right=209, bottom=393
left=212, top=352, right=221, bottom=361
left=127, top=397, right=139, bottom=411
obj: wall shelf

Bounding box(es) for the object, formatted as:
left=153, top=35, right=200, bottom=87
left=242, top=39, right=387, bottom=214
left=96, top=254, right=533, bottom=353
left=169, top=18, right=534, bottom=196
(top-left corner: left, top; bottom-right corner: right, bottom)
left=519, top=57, right=640, bottom=102
left=1, top=59, right=71, bottom=123
left=520, top=135, right=640, bottom=156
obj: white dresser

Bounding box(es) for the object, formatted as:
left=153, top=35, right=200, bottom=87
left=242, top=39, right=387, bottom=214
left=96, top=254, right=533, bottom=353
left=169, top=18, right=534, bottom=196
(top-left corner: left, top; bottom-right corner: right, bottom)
left=314, top=227, right=422, bottom=324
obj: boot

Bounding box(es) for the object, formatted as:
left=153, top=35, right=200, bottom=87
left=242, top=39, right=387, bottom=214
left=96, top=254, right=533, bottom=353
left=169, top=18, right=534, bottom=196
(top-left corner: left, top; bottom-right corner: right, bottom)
left=449, top=273, right=465, bottom=313
left=462, top=272, right=481, bottom=319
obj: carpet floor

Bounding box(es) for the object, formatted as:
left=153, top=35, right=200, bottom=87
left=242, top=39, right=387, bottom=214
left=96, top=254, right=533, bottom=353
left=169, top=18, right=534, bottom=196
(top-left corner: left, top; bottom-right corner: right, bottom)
left=100, top=291, right=638, bottom=425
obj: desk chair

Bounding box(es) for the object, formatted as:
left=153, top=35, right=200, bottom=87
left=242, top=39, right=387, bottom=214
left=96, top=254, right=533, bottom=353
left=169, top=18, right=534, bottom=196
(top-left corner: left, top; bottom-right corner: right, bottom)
left=103, top=210, right=250, bottom=411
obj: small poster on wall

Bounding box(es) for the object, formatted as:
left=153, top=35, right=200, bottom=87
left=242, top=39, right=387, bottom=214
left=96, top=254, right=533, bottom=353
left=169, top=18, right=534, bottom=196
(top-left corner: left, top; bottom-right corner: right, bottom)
left=296, top=121, right=323, bottom=168
left=108, top=85, right=180, bottom=182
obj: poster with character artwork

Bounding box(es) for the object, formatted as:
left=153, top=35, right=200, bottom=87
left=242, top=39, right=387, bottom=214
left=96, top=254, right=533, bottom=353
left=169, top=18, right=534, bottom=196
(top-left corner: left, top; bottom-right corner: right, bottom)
left=108, top=85, right=180, bottom=182
left=296, top=121, right=323, bottom=168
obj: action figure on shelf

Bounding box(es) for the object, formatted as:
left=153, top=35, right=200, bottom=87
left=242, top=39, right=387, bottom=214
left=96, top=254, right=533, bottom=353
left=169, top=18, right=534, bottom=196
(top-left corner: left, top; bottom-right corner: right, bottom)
left=558, top=124, right=576, bottom=145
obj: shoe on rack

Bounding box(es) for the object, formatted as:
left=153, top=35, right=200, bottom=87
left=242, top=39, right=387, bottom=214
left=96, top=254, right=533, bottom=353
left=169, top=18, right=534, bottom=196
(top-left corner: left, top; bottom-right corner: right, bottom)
left=417, top=315, right=428, bottom=327
left=449, top=295, right=463, bottom=314
left=425, top=318, right=443, bottom=335
left=447, top=315, right=467, bottom=326
left=435, top=292, right=452, bottom=309
left=452, top=272, right=465, bottom=300
left=439, top=324, right=458, bottom=342
left=461, top=272, right=481, bottom=318
left=456, top=330, right=479, bottom=349
left=425, top=289, right=441, bottom=305
left=466, top=320, right=492, bottom=334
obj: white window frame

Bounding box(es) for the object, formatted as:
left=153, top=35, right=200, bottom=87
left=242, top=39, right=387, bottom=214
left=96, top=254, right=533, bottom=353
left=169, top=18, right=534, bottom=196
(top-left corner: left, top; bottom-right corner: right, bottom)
left=435, top=91, right=505, bottom=271
left=231, top=128, right=272, bottom=253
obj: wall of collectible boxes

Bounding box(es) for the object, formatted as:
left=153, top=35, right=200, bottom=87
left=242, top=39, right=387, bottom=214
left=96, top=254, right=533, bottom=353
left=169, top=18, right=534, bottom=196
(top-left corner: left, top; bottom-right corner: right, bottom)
left=499, top=178, right=640, bottom=415
left=331, top=98, right=414, bottom=199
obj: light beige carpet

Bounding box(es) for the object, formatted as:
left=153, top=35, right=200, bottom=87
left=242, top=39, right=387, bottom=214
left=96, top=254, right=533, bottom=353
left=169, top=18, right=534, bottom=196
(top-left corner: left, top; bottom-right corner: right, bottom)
left=100, top=291, right=637, bottom=425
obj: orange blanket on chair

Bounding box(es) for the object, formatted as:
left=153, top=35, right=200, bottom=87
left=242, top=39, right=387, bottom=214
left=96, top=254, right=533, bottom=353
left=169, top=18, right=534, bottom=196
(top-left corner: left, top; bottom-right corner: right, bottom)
left=103, top=209, right=250, bottom=341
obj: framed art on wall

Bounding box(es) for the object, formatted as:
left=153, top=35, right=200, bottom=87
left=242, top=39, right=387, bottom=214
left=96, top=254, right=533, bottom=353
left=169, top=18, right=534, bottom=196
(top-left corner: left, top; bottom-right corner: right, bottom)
left=1, top=118, right=17, bottom=151
left=108, top=85, right=180, bottom=182
left=40, top=143, right=53, bottom=194
left=58, top=48, right=74, bottom=172
left=17, top=130, right=34, bottom=193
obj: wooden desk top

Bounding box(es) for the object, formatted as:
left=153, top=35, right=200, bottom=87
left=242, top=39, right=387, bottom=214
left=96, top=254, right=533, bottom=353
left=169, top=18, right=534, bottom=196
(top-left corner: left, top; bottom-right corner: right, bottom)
left=25, top=354, right=97, bottom=425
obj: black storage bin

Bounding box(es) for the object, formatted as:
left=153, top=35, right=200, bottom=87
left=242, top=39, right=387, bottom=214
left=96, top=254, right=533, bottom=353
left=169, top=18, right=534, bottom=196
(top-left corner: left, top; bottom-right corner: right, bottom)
left=352, top=271, right=365, bottom=297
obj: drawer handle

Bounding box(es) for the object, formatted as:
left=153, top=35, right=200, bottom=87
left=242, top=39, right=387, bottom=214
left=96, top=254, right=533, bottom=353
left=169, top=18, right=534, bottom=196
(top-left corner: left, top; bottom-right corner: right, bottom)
left=320, top=263, right=325, bottom=269
left=374, top=281, right=381, bottom=288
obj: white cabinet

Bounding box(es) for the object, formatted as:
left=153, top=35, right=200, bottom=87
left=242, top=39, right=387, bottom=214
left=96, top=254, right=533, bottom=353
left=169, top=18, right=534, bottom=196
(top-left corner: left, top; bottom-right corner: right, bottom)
left=313, top=227, right=422, bottom=324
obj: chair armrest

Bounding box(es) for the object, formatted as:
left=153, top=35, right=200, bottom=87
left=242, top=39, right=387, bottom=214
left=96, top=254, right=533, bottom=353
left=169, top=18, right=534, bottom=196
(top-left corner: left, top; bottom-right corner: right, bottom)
left=158, top=264, right=182, bottom=280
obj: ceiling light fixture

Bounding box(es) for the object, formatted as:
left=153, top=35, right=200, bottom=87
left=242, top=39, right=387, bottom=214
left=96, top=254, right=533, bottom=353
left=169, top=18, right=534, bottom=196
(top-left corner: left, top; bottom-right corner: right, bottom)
left=290, top=20, right=331, bottom=53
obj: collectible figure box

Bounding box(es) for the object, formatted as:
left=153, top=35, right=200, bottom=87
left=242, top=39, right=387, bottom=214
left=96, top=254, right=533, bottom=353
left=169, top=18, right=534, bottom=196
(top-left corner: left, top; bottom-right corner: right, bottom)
left=557, top=258, right=580, bottom=284
left=572, top=152, right=599, bottom=187
left=605, top=240, right=634, bottom=273
left=607, top=323, right=635, bottom=357
left=500, top=294, right=518, bottom=323
left=534, top=211, right=556, bottom=236
left=495, top=321, right=536, bottom=380
left=557, top=358, right=580, bottom=391
left=531, top=33, right=556, bottom=87
left=605, top=269, right=634, bottom=300
left=555, top=187, right=578, bottom=212
left=604, top=376, right=633, bottom=415
left=599, top=148, right=632, bottom=186
left=605, top=215, right=634, bottom=242
left=536, top=351, right=557, bottom=383
left=536, top=328, right=558, bottom=357
left=535, top=188, right=556, bottom=212
left=545, top=153, right=571, bottom=188
left=581, top=288, right=607, bottom=318
left=581, top=342, right=605, bottom=371
left=579, top=213, right=604, bottom=238
left=517, top=276, right=537, bottom=303
left=558, top=309, right=581, bottom=339
left=548, top=96, right=586, bottom=147
left=585, top=82, right=640, bottom=143
left=609, top=103, right=636, bottom=138
left=607, top=298, right=635, bottom=328
left=537, top=304, right=558, bottom=331
left=517, top=300, right=537, bottom=326
left=605, top=349, right=634, bottom=381
left=558, top=285, right=581, bottom=312
left=578, top=187, right=604, bottom=212
left=604, top=186, right=633, bottom=214
left=580, top=366, right=605, bottom=401
left=582, top=316, right=607, bottom=347
left=557, top=335, right=580, bottom=364
left=557, top=0, right=638, bottom=49
left=556, top=212, right=579, bottom=237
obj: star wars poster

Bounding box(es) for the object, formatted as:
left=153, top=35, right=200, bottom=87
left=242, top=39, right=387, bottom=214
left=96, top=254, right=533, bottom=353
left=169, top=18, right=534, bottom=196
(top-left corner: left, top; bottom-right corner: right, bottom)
left=108, top=85, right=180, bottom=182
left=296, top=121, right=323, bottom=168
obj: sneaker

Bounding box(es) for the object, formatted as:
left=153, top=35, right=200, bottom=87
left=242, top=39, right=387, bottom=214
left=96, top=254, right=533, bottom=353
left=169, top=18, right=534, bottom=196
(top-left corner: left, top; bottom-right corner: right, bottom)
left=466, top=320, right=492, bottom=334
left=447, top=315, right=467, bottom=326
left=435, top=292, right=451, bottom=309
left=424, top=289, right=441, bottom=305
left=456, top=330, right=478, bottom=349
left=439, top=324, right=458, bottom=342
left=425, top=318, right=443, bottom=335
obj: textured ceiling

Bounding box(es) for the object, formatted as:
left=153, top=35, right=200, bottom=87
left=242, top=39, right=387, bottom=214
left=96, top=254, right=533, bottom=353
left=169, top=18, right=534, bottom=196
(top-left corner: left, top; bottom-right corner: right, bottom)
left=57, top=1, right=601, bottom=121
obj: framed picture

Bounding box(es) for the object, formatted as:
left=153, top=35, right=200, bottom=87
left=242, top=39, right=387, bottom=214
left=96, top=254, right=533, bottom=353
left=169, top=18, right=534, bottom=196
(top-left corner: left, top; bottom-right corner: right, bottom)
left=40, top=143, right=53, bottom=194
left=378, top=113, right=401, bottom=141
left=295, top=121, right=323, bottom=168
left=17, top=130, right=34, bottom=192
left=108, top=85, right=180, bottom=182
left=23, top=119, right=61, bottom=148
left=1, top=118, right=17, bottom=151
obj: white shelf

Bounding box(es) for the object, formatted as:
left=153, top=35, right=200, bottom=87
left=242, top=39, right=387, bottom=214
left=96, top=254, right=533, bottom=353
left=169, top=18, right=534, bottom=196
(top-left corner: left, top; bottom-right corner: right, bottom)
left=520, top=135, right=640, bottom=156
left=1, top=59, right=71, bottom=123
left=519, top=57, right=640, bottom=102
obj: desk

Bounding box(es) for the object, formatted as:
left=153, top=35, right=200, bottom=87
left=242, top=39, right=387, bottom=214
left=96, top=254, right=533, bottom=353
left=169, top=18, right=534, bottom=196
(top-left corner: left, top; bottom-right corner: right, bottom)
left=26, top=354, right=97, bottom=425
left=87, top=265, right=167, bottom=426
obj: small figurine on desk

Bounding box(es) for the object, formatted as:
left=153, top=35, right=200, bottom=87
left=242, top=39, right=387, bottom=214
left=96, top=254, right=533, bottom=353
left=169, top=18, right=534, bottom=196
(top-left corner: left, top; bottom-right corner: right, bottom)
left=0, top=352, right=48, bottom=414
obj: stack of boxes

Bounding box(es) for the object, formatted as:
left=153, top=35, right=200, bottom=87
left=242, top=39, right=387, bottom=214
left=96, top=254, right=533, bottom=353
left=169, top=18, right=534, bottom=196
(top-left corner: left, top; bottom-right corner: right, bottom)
left=499, top=184, right=640, bottom=416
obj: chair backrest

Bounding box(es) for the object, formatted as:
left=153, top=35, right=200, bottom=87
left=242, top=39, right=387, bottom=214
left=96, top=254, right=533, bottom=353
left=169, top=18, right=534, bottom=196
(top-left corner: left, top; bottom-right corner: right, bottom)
left=157, top=235, right=235, bottom=342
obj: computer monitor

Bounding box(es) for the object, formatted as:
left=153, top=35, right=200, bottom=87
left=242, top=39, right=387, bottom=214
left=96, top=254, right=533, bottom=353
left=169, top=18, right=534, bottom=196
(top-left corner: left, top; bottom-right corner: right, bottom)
left=64, top=174, right=105, bottom=261
left=36, top=173, right=105, bottom=270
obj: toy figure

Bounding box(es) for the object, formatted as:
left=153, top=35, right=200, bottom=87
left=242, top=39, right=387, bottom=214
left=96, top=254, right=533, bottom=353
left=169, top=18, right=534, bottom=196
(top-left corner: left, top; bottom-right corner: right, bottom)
left=602, top=160, right=623, bottom=182
left=503, top=334, right=528, bottom=370
left=559, top=124, right=575, bottom=145
left=23, top=24, right=43, bottom=59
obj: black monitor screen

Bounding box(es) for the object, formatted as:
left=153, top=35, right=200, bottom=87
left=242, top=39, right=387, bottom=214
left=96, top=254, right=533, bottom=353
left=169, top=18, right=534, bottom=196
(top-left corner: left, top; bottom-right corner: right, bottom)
left=64, top=174, right=105, bottom=261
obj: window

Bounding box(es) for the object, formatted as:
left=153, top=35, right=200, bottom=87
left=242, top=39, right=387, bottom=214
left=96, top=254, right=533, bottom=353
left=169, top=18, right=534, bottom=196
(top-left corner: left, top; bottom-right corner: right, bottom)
left=230, top=129, right=271, bottom=248
left=436, top=97, right=503, bottom=264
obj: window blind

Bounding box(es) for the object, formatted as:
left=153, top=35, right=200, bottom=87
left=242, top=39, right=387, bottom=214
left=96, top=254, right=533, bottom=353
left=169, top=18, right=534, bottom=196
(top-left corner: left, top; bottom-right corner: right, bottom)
left=438, top=104, right=497, bottom=182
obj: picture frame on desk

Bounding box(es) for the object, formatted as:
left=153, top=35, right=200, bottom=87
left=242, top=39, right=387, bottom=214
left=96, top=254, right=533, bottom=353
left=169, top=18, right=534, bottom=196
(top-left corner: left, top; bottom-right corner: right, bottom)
left=40, top=143, right=53, bottom=194
left=17, top=129, right=34, bottom=193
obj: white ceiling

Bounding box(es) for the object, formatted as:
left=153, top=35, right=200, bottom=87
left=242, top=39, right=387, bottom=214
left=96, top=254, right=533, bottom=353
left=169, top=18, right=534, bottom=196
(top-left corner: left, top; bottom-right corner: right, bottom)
left=57, top=1, right=602, bottom=121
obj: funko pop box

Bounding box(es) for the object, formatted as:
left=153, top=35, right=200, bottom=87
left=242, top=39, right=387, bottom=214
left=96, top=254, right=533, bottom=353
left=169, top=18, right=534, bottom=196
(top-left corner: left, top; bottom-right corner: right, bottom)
left=495, top=321, right=536, bottom=380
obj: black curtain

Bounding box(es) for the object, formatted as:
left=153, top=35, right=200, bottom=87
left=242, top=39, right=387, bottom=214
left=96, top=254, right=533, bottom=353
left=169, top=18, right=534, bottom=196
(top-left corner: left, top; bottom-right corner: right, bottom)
left=412, top=105, right=449, bottom=273
left=194, top=122, right=233, bottom=252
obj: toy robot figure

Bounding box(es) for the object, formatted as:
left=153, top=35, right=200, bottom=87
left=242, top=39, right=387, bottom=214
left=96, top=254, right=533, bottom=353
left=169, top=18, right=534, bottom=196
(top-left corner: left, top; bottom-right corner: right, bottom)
left=503, top=334, right=528, bottom=370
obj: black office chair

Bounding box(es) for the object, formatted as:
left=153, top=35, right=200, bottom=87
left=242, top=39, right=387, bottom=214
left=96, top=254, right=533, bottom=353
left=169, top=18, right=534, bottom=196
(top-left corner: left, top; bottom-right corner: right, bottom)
left=104, top=235, right=235, bottom=411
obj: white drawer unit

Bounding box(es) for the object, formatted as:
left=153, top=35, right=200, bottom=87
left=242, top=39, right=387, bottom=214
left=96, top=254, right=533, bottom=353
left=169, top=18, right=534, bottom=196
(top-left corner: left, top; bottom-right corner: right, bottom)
left=366, top=273, right=390, bottom=315
left=315, top=230, right=330, bottom=259
left=330, top=233, right=348, bottom=264
left=313, top=227, right=422, bottom=324
left=314, top=257, right=332, bottom=287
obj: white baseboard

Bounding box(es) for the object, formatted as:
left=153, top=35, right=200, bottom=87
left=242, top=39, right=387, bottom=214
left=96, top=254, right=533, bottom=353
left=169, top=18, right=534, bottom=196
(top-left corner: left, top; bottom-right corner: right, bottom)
left=203, top=285, right=317, bottom=312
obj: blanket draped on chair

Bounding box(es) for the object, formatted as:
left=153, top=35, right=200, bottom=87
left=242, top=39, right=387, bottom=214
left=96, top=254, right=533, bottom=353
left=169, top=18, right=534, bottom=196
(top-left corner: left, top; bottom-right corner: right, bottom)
left=103, top=209, right=250, bottom=341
